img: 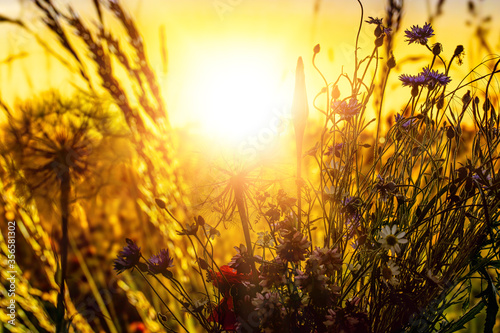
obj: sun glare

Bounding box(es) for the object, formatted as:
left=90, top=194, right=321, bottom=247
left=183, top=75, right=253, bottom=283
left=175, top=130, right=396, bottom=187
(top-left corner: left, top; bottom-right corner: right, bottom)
left=189, top=48, right=291, bottom=142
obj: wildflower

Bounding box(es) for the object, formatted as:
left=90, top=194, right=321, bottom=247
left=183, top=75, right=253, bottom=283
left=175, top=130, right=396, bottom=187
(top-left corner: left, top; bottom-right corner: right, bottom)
left=394, top=113, right=416, bottom=129
left=259, top=259, right=287, bottom=290
left=256, top=231, right=275, bottom=247
left=377, top=225, right=408, bottom=254
left=400, top=66, right=450, bottom=90
left=113, top=238, right=141, bottom=274
left=472, top=169, right=492, bottom=189
left=374, top=175, right=397, bottom=201
left=176, top=222, right=198, bottom=236
left=308, top=247, right=342, bottom=277
left=324, top=185, right=337, bottom=196
left=345, top=213, right=361, bottom=238
left=325, top=159, right=345, bottom=176
left=365, top=16, right=383, bottom=25
left=207, top=265, right=250, bottom=331
left=252, top=291, right=283, bottom=318
left=324, top=308, right=336, bottom=327
left=276, top=189, right=297, bottom=213
left=208, top=296, right=237, bottom=331
left=294, top=268, right=328, bottom=292
left=276, top=228, right=311, bottom=263
left=252, top=292, right=284, bottom=330
left=331, top=98, right=363, bottom=120
left=203, top=223, right=221, bottom=239
left=381, top=260, right=400, bottom=286
left=324, top=306, right=369, bottom=332
left=228, top=244, right=253, bottom=274
left=208, top=265, right=250, bottom=294
left=404, top=22, right=434, bottom=45
left=422, top=66, right=451, bottom=88
left=324, top=143, right=344, bottom=158
left=365, top=16, right=391, bottom=38
left=148, top=249, right=174, bottom=275
left=398, top=73, right=427, bottom=88
left=183, top=298, right=208, bottom=313
left=341, top=196, right=359, bottom=215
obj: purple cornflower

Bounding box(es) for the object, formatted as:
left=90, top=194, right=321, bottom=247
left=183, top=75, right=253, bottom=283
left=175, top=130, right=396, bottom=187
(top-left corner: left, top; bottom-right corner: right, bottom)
left=148, top=249, right=174, bottom=275
left=399, top=67, right=451, bottom=90
left=405, top=22, right=434, bottom=45
left=332, top=98, right=363, bottom=120
left=324, top=143, right=344, bottom=157
left=399, top=73, right=427, bottom=87
left=394, top=113, right=416, bottom=129
left=114, top=238, right=141, bottom=274
left=365, top=16, right=383, bottom=25
left=422, top=66, right=451, bottom=88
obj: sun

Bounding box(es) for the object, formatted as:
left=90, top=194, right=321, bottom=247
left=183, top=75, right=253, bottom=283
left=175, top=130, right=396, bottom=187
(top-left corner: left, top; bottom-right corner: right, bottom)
left=187, top=47, right=292, bottom=142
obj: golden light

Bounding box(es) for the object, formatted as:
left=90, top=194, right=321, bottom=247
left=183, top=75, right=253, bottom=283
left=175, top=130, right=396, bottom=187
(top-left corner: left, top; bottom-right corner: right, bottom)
left=186, top=46, right=292, bottom=141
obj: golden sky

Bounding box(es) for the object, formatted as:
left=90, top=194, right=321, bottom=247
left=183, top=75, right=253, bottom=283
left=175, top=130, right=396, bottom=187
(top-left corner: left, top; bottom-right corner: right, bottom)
left=1, top=0, right=499, bottom=142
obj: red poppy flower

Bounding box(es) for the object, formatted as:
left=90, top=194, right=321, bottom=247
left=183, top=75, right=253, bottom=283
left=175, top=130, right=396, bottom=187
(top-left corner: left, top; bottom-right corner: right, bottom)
left=208, top=297, right=237, bottom=331
left=209, top=265, right=250, bottom=294
left=207, top=265, right=250, bottom=331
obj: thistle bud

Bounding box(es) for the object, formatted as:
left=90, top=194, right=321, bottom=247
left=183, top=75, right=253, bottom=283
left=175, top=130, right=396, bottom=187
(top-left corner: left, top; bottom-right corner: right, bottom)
left=375, top=34, right=384, bottom=47
left=374, top=24, right=382, bottom=38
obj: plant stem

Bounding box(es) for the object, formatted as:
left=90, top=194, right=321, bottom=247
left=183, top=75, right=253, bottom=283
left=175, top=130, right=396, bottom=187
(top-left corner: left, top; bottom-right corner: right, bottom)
left=56, top=170, right=70, bottom=333
left=232, top=175, right=257, bottom=276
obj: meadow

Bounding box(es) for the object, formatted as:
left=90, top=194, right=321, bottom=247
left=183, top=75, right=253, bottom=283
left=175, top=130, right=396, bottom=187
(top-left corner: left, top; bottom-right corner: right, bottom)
left=0, top=0, right=500, bottom=332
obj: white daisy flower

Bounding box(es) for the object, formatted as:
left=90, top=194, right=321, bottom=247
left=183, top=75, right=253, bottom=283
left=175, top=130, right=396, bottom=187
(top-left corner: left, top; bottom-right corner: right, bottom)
left=256, top=231, right=275, bottom=247
left=382, top=260, right=400, bottom=286
left=377, top=225, right=408, bottom=254
left=324, top=185, right=336, bottom=195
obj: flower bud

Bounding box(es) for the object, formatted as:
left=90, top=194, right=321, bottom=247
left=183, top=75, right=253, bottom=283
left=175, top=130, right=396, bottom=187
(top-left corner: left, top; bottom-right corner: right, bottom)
left=374, top=24, right=382, bottom=37
left=462, top=90, right=471, bottom=105
left=411, top=85, right=419, bottom=98
left=155, top=198, right=166, bottom=209
left=446, top=126, right=455, bottom=139
left=454, top=45, right=464, bottom=57
left=197, top=257, right=209, bottom=270
left=196, top=215, right=205, bottom=227
left=387, top=52, right=396, bottom=69
left=432, top=43, right=442, bottom=56
left=437, top=94, right=445, bottom=109
left=375, top=34, right=384, bottom=47
left=331, top=85, right=340, bottom=100
left=483, top=98, right=491, bottom=112
left=313, top=44, right=320, bottom=54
